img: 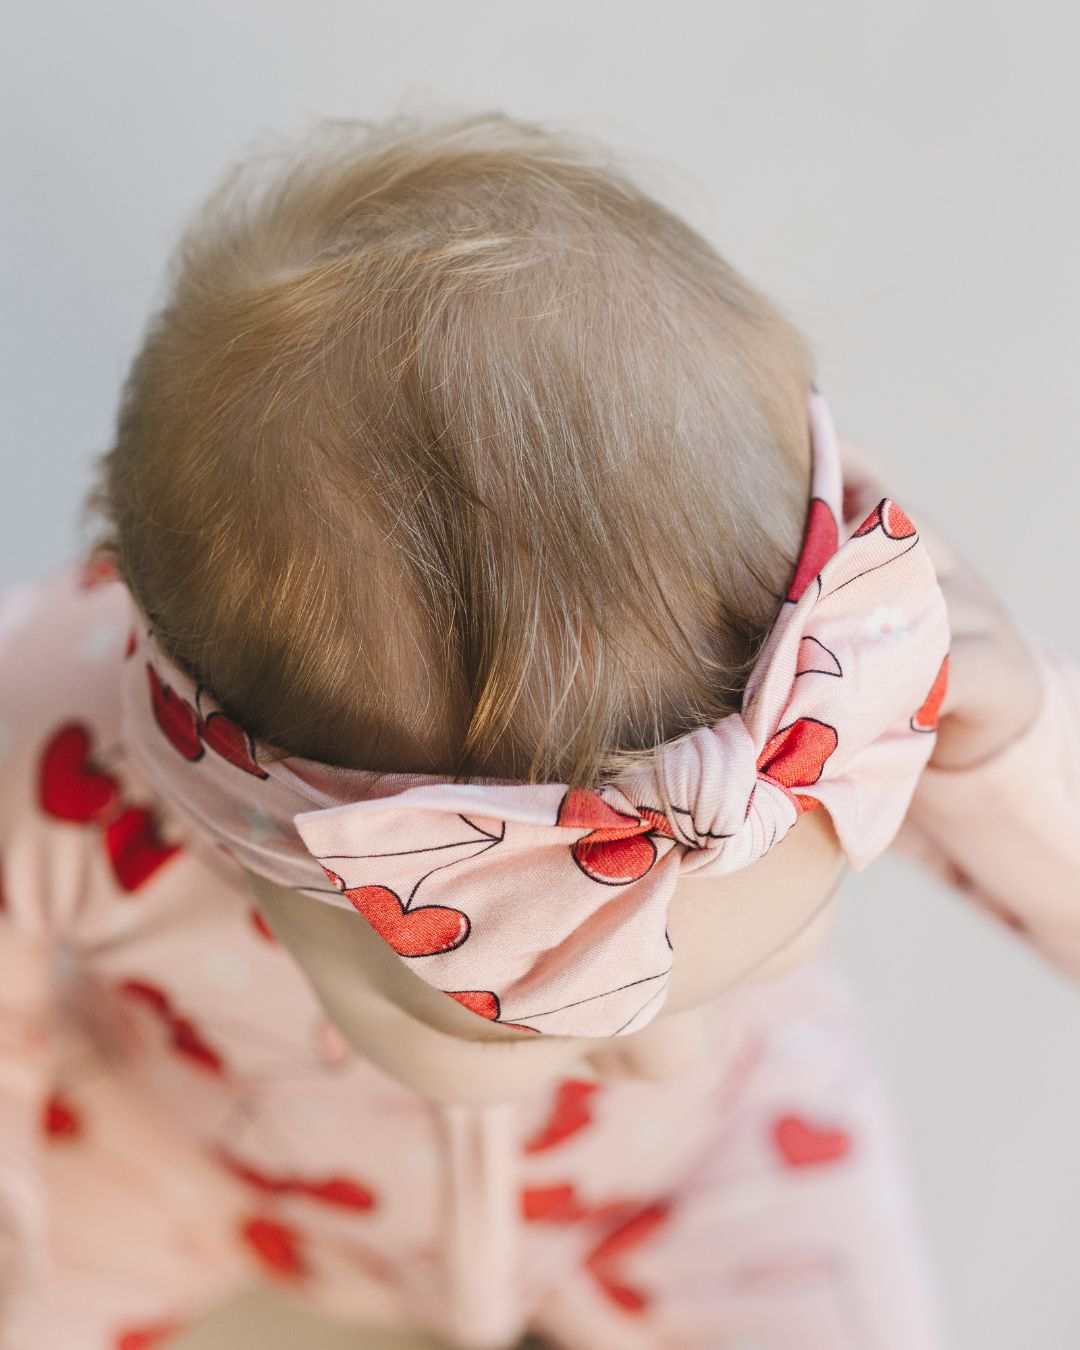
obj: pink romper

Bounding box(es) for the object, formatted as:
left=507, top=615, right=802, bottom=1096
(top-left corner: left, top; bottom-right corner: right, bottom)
left=0, top=556, right=1077, bottom=1350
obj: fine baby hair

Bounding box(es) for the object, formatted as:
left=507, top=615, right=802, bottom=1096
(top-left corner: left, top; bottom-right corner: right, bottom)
left=86, top=111, right=948, bottom=1041
left=83, top=110, right=818, bottom=792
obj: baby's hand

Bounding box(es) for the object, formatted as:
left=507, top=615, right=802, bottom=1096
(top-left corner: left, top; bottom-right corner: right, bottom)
left=837, top=436, right=1043, bottom=771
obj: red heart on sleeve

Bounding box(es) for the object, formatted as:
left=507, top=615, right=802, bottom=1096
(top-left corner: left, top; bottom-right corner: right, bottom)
left=38, top=722, right=121, bottom=823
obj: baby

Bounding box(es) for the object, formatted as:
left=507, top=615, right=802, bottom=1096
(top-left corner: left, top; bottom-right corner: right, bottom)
left=1, top=111, right=1077, bottom=1350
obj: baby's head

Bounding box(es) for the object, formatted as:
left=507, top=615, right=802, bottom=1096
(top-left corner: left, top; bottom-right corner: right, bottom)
left=87, top=111, right=815, bottom=794
left=88, top=113, right=841, bottom=1097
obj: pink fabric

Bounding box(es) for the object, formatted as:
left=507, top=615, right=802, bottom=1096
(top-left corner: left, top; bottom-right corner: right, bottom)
left=0, top=550, right=1078, bottom=1348
left=116, top=389, right=952, bottom=1038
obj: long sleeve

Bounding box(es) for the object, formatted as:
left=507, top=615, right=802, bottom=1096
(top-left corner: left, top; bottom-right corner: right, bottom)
left=0, top=582, right=58, bottom=1339
left=892, top=627, right=1080, bottom=977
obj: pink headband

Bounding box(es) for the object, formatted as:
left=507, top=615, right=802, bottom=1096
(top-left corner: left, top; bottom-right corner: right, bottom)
left=118, top=389, right=950, bottom=1038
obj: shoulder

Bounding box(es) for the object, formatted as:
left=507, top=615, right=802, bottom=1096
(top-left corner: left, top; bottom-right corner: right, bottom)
left=0, top=554, right=179, bottom=930
left=0, top=553, right=133, bottom=786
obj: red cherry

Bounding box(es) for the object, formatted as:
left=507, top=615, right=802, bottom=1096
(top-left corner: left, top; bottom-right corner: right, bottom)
left=196, top=709, right=269, bottom=779
left=446, top=990, right=501, bottom=1020
left=852, top=497, right=917, bottom=540
left=912, top=654, right=949, bottom=733
left=756, top=718, right=838, bottom=790
left=788, top=498, right=839, bottom=602
left=146, top=664, right=203, bottom=762
left=343, top=884, right=470, bottom=958
left=572, top=833, right=657, bottom=885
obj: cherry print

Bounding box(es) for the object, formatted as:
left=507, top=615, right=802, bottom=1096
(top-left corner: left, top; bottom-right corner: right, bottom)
left=558, top=788, right=661, bottom=885
left=912, top=653, right=949, bottom=733
left=195, top=709, right=270, bottom=780
left=524, top=1079, right=600, bottom=1153
left=103, top=805, right=182, bottom=891
left=42, top=1092, right=82, bottom=1140
left=772, top=1113, right=852, bottom=1167
left=572, top=833, right=657, bottom=885
left=147, top=662, right=270, bottom=778
left=146, top=663, right=204, bottom=762
left=788, top=498, right=839, bottom=602
left=445, top=989, right=500, bottom=1019
left=756, top=718, right=838, bottom=793
left=444, top=989, right=539, bottom=1034
left=240, top=1215, right=308, bottom=1278
left=852, top=497, right=916, bottom=540
left=38, top=722, right=121, bottom=822
left=321, top=869, right=470, bottom=958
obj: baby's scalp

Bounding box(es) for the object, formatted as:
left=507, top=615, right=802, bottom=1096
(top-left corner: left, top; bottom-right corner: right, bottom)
left=84, top=111, right=816, bottom=798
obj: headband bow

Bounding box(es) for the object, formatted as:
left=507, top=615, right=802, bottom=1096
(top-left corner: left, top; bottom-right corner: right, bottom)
left=119, top=390, right=950, bottom=1038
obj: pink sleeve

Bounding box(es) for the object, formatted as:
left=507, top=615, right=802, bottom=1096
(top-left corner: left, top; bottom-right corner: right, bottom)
left=0, top=582, right=60, bottom=1330
left=892, top=629, right=1080, bottom=978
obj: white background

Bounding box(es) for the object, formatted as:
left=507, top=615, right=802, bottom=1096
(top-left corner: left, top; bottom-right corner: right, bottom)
left=3, top=4, right=1079, bottom=1346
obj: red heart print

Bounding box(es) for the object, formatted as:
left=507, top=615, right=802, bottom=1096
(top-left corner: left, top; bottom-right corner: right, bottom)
left=558, top=788, right=659, bottom=885
left=104, top=806, right=182, bottom=891
left=240, top=1215, right=308, bottom=1278
left=525, top=1079, right=600, bottom=1153
left=773, top=1113, right=852, bottom=1167
left=147, top=663, right=204, bottom=761
left=444, top=989, right=539, bottom=1034
left=323, top=870, right=470, bottom=958
left=38, top=722, right=121, bottom=823
left=196, top=709, right=269, bottom=779
left=912, top=654, right=949, bottom=733
left=756, top=718, right=838, bottom=792
left=852, top=497, right=916, bottom=540
left=788, top=497, right=840, bottom=602
left=42, top=1092, right=82, bottom=1140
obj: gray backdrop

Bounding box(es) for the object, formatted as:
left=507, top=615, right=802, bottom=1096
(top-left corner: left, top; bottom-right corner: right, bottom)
left=3, top=3, right=1078, bottom=1347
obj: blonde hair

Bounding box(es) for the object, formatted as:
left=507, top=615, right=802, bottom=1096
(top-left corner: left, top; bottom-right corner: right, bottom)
left=83, top=111, right=816, bottom=792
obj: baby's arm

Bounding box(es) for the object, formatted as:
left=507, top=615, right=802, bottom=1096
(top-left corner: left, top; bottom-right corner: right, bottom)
left=0, top=582, right=58, bottom=1335
left=894, top=629, right=1080, bottom=977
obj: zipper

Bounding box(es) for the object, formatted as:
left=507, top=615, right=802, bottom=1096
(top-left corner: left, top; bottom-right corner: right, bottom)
left=434, top=1099, right=523, bottom=1349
